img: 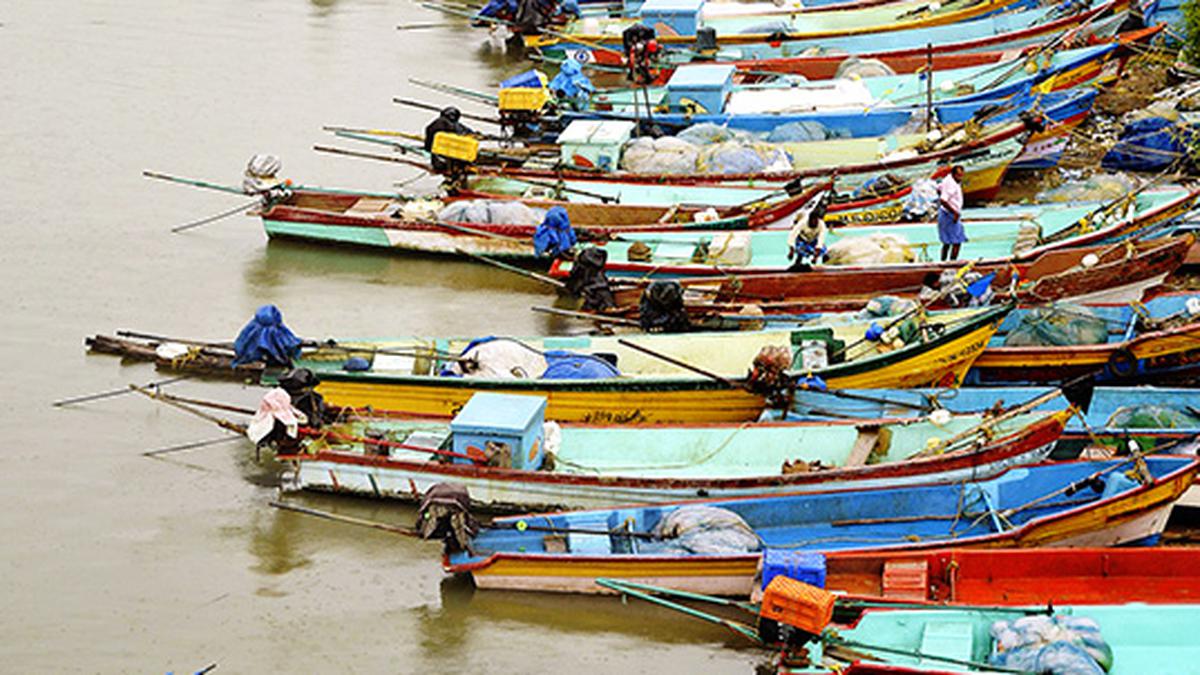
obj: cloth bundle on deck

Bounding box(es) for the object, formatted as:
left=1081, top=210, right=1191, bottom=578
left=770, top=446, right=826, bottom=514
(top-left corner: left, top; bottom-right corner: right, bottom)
left=989, top=615, right=1113, bottom=675
left=232, top=305, right=303, bottom=367
left=835, top=56, right=896, bottom=79
left=695, top=141, right=792, bottom=175
left=639, top=280, right=691, bottom=333
left=676, top=123, right=755, bottom=146
left=1107, top=404, right=1200, bottom=429
left=856, top=295, right=917, bottom=319
left=650, top=505, right=761, bottom=554
left=437, top=199, right=546, bottom=225
left=620, top=136, right=700, bottom=174
left=441, top=336, right=620, bottom=380
left=824, top=233, right=915, bottom=265
left=1002, top=304, right=1110, bottom=347
left=1101, top=116, right=1196, bottom=172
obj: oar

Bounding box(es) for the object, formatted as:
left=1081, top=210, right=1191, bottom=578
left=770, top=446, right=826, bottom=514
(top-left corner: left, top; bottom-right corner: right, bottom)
left=408, top=77, right=499, bottom=105
left=270, top=500, right=422, bottom=537
left=171, top=197, right=263, bottom=234
left=313, top=144, right=433, bottom=173
left=116, top=330, right=234, bottom=351
left=454, top=248, right=566, bottom=288
left=616, top=338, right=737, bottom=388
left=532, top=305, right=640, bottom=326
left=142, top=391, right=255, bottom=416
left=52, top=375, right=189, bottom=407
left=142, top=435, right=243, bottom=458
left=911, top=387, right=1066, bottom=459
left=393, top=97, right=503, bottom=126
left=142, top=170, right=246, bottom=196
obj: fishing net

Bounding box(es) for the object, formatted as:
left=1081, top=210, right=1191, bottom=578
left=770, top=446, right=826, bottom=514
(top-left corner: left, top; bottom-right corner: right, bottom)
left=834, top=56, right=896, bottom=79
left=676, top=123, right=755, bottom=146
left=990, top=615, right=1113, bottom=675
left=765, top=121, right=837, bottom=143
left=436, top=199, right=546, bottom=225
left=650, top=505, right=761, bottom=554
left=1107, top=404, right=1200, bottom=429
left=901, top=178, right=940, bottom=221
left=856, top=296, right=918, bottom=319
left=1037, top=173, right=1135, bottom=203
left=695, top=141, right=793, bottom=175
left=620, top=136, right=699, bottom=174
left=1001, top=304, right=1110, bottom=347
left=824, top=233, right=915, bottom=265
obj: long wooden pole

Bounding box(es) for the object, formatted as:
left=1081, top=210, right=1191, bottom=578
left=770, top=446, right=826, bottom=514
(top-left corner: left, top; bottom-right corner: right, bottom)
left=532, top=305, right=639, bottom=326
left=171, top=197, right=263, bottom=234
left=52, top=375, right=189, bottom=407
left=270, top=500, right=422, bottom=537
left=616, top=338, right=737, bottom=388
left=142, top=170, right=245, bottom=195
left=454, top=248, right=566, bottom=288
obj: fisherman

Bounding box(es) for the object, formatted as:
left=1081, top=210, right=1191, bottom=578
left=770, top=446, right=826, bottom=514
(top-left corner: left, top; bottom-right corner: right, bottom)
left=786, top=194, right=828, bottom=271
left=423, top=107, right=475, bottom=175
left=622, top=24, right=659, bottom=85
left=548, top=58, right=594, bottom=112
left=937, top=165, right=967, bottom=261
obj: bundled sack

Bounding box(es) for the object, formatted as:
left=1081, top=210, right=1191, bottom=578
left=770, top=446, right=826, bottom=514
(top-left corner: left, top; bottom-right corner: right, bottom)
left=901, top=178, right=940, bottom=221
left=857, top=295, right=917, bottom=319
left=620, top=136, right=700, bottom=174
left=990, top=615, right=1113, bottom=675
left=437, top=199, right=546, bottom=225
left=835, top=56, right=896, bottom=79
left=676, top=122, right=754, bottom=146
left=825, top=233, right=915, bottom=265
left=1002, top=304, right=1110, bottom=347
left=650, top=505, right=761, bottom=554
left=695, top=141, right=792, bottom=175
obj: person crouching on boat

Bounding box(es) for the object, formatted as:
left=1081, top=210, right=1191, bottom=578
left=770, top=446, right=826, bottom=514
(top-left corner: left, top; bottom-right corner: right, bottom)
left=278, top=367, right=336, bottom=429
left=533, top=206, right=577, bottom=259
left=424, top=107, right=475, bottom=175
left=787, top=193, right=828, bottom=271
left=937, top=165, right=967, bottom=261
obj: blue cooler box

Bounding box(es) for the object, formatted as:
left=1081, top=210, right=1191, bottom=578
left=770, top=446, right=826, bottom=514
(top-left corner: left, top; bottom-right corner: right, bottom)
left=761, top=549, right=827, bottom=590
left=450, top=392, right=547, bottom=470
left=638, top=0, right=704, bottom=37
left=666, top=63, right=734, bottom=114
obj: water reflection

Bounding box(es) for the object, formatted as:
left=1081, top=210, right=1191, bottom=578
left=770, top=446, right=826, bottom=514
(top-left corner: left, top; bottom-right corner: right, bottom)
left=248, top=509, right=314, bottom=576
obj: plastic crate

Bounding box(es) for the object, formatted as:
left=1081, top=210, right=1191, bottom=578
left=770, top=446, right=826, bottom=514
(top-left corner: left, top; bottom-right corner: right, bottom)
left=499, top=87, right=550, bottom=112
left=759, top=576, right=836, bottom=635
left=762, top=549, right=826, bottom=590
left=431, top=132, right=479, bottom=163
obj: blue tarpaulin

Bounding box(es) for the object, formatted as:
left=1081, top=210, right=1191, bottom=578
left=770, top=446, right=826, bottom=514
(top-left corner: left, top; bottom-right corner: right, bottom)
left=549, top=60, right=594, bottom=101
left=1101, top=117, right=1193, bottom=172
left=541, top=351, right=621, bottom=379
left=232, top=305, right=303, bottom=367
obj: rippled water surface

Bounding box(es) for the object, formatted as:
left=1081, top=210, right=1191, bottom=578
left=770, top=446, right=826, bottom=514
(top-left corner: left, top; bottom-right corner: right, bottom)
left=0, top=2, right=761, bottom=671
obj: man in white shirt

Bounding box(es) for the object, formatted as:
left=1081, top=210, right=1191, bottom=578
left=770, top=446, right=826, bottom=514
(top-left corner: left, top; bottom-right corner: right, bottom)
left=937, top=165, right=967, bottom=261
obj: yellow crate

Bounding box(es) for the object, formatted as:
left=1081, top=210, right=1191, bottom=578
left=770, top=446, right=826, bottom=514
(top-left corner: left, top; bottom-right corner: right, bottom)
left=431, top=132, right=479, bottom=163
left=499, top=87, right=550, bottom=112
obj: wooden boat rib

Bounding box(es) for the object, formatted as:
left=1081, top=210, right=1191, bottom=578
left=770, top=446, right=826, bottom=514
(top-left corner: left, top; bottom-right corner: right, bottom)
left=284, top=408, right=1070, bottom=510
left=445, top=456, right=1199, bottom=595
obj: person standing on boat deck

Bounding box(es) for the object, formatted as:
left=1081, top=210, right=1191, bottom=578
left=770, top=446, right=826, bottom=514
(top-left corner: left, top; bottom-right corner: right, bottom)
left=424, top=107, right=474, bottom=174
left=937, top=165, right=967, bottom=261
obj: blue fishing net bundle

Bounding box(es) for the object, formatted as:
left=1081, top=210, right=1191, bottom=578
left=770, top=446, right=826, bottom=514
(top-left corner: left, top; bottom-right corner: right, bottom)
left=989, top=615, right=1113, bottom=675
left=1002, top=304, right=1110, bottom=347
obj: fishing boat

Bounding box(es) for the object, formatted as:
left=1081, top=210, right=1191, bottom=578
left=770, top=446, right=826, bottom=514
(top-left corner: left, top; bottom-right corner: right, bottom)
left=443, top=455, right=1199, bottom=594
left=966, top=292, right=1200, bottom=386
left=282, top=392, right=1069, bottom=509
left=603, top=236, right=1192, bottom=318
left=564, top=0, right=1127, bottom=67
left=529, top=0, right=1032, bottom=53
left=548, top=188, right=1199, bottom=279
left=299, top=306, right=1010, bottom=423
left=256, top=183, right=822, bottom=259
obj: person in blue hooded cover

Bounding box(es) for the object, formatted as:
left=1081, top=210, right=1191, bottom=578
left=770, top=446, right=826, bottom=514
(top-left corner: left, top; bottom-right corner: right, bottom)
left=232, top=305, right=304, bottom=367
left=549, top=59, right=594, bottom=111
left=533, top=206, right=577, bottom=258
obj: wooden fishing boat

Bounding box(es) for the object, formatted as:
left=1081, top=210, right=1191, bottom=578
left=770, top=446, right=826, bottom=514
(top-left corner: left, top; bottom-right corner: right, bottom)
left=256, top=184, right=822, bottom=259
left=585, top=43, right=1118, bottom=118
left=283, top=401, right=1069, bottom=509
left=530, top=0, right=1030, bottom=53
left=301, top=306, right=1010, bottom=424
left=604, top=236, right=1193, bottom=318
left=565, top=3, right=1131, bottom=84
left=443, top=455, right=1199, bottom=594
left=815, top=546, right=1200, bottom=606
left=777, top=604, right=1200, bottom=673
left=549, top=188, right=1199, bottom=279
left=966, top=292, right=1200, bottom=386
left=567, top=0, right=1126, bottom=68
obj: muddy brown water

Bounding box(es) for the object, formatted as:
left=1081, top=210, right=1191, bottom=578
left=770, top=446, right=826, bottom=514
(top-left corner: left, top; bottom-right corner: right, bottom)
left=1, top=2, right=762, bottom=671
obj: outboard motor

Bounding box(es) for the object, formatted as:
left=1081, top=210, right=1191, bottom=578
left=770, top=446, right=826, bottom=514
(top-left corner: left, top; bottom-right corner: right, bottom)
left=417, top=483, right=480, bottom=554
left=639, top=280, right=690, bottom=333
left=565, top=246, right=616, bottom=311
left=243, top=154, right=292, bottom=204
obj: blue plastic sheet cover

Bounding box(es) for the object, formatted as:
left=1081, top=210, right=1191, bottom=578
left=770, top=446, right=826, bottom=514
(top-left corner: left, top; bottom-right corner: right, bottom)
left=232, top=305, right=303, bottom=367
left=533, top=206, right=578, bottom=257
left=1101, top=116, right=1193, bottom=172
